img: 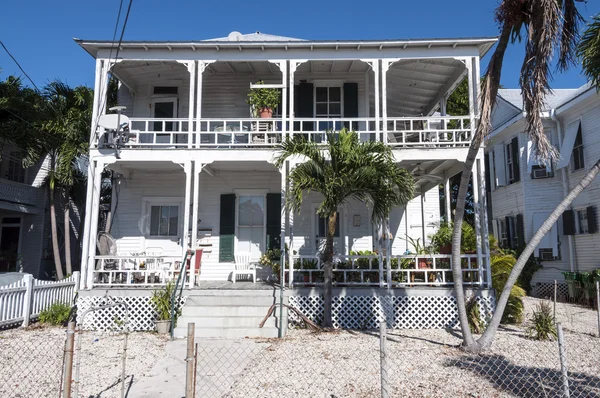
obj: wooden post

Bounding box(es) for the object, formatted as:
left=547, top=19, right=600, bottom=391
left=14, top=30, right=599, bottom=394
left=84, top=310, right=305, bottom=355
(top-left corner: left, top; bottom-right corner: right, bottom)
left=63, top=321, right=76, bottom=398
left=379, top=321, right=389, bottom=398
left=185, top=323, right=195, bottom=398
left=21, top=274, right=33, bottom=327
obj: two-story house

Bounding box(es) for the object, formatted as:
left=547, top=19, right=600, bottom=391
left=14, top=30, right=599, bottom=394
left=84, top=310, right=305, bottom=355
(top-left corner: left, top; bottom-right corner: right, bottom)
left=487, top=83, right=599, bottom=297
left=75, top=32, right=498, bottom=336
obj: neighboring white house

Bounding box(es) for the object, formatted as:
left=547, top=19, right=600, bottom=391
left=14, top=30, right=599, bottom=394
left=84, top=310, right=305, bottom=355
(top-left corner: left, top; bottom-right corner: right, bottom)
left=0, top=144, right=48, bottom=276
left=486, top=84, right=599, bottom=293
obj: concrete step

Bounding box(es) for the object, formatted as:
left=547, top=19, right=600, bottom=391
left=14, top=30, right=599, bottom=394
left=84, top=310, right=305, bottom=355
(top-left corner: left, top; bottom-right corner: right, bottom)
left=176, top=315, right=275, bottom=329
left=181, top=305, right=273, bottom=317
left=185, top=289, right=276, bottom=297
left=173, top=326, right=279, bottom=339
left=184, top=295, right=275, bottom=306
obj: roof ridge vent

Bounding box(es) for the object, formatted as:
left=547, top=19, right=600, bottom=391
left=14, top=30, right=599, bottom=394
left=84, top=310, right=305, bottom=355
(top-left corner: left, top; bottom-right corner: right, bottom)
left=227, top=31, right=243, bottom=41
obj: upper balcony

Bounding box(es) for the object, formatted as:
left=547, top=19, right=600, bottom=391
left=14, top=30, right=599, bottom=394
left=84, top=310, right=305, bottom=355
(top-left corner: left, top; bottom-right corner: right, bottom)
left=82, top=35, right=493, bottom=152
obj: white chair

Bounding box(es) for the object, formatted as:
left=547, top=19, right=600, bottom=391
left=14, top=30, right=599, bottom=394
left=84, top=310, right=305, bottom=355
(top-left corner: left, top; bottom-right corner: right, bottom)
left=232, top=252, right=255, bottom=283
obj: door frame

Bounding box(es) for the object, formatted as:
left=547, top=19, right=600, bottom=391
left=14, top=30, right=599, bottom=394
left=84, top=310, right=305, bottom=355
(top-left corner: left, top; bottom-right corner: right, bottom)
left=0, top=215, right=24, bottom=271
left=234, top=190, right=269, bottom=261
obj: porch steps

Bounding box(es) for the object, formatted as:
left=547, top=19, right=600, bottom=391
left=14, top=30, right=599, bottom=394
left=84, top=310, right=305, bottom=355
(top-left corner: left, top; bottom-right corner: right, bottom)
left=197, top=264, right=274, bottom=282
left=173, top=289, right=281, bottom=339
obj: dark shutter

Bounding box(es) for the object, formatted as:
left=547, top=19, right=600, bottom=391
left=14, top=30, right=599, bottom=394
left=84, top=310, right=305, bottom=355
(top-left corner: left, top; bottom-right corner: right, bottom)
left=563, top=210, right=575, bottom=236
left=219, top=194, right=236, bottom=262
left=504, top=216, right=512, bottom=248
left=587, top=206, right=598, bottom=234
left=511, top=137, right=520, bottom=182
left=294, top=83, right=314, bottom=133
left=343, top=82, right=359, bottom=131
left=266, top=193, right=281, bottom=251
left=516, top=214, right=525, bottom=248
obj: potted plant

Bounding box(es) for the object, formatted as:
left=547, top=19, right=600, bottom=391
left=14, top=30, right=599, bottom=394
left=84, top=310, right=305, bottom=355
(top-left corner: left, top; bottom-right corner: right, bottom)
left=151, top=282, right=176, bottom=334
left=247, top=80, right=281, bottom=118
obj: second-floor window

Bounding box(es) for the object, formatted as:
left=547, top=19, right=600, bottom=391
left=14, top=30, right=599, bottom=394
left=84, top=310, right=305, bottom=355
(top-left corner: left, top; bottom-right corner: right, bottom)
left=576, top=209, right=589, bottom=234
left=315, top=86, right=342, bottom=118
left=562, top=206, right=597, bottom=235
left=7, top=152, right=26, bottom=183
left=572, top=124, right=584, bottom=171
left=149, top=205, right=179, bottom=237
left=506, top=143, right=514, bottom=183
left=505, top=137, right=520, bottom=184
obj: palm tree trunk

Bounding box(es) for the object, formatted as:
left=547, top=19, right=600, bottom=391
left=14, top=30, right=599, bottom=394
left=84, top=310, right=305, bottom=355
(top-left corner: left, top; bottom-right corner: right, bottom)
left=49, top=178, right=64, bottom=280
left=478, top=159, right=600, bottom=348
left=451, top=24, right=511, bottom=351
left=64, top=192, right=72, bottom=276
left=323, top=212, right=337, bottom=328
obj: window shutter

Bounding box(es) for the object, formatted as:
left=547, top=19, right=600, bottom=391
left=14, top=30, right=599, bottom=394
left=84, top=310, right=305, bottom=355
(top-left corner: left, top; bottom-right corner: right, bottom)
left=516, top=214, right=525, bottom=248
left=511, top=137, right=521, bottom=182
left=505, top=216, right=512, bottom=248
left=219, top=194, right=236, bottom=262
left=562, top=210, right=575, bottom=236
left=266, top=193, right=281, bottom=251
left=343, top=82, right=359, bottom=130
left=294, top=83, right=314, bottom=132
left=587, top=206, right=598, bottom=234
left=557, top=121, right=580, bottom=169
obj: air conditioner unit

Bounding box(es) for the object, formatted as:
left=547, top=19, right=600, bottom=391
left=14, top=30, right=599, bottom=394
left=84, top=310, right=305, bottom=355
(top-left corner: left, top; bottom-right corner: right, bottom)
left=532, top=167, right=553, bottom=179
left=539, top=249, right=555, bottom=261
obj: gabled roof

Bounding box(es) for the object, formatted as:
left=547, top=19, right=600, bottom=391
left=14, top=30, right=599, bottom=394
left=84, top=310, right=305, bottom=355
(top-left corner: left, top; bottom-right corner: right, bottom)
left=497, top=88, right=584, bottom=111
left=205, top=31, right=305, bottom=42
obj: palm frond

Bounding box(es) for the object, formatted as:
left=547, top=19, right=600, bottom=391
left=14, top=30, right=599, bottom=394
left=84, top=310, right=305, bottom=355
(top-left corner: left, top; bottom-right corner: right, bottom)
left=578, top=14, right=600, bottom=89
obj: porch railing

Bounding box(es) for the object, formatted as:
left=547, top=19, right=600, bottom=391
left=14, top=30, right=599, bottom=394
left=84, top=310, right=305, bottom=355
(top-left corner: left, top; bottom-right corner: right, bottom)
left=287, top=253, right=484, bottom=288
left=93, top=255, right=184, bottom=286
left=197, top=118, right=282, bottom=147
left=386, top=116, right=472, bottom=147
left=126, top=118, right=191, bottom=147
left=0, top=179, right=39, bottom=206
left=290, top=118, right=379, bottom=144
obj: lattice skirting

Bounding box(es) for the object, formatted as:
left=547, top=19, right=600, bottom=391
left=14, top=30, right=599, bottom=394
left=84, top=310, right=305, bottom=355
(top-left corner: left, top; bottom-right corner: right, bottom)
left=288, top=295, right=496, bottom=329
left=76, top=296, right=186, bottom=331
left=532, top=283, right=569, bottom=299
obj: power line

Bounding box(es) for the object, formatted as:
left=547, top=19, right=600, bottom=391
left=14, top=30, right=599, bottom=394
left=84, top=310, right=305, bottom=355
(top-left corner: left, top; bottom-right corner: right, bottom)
left=0, top=40, right=41, bottom=92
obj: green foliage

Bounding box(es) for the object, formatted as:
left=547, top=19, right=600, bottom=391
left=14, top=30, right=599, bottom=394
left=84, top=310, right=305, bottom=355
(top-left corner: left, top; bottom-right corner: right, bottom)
left=39, top=303, right=72, bottom=325
left=151, top=282, right=176, bottom=321
left=577, top=14, right=600, bottom=90
left=515, top=251, right=543, bottom=294
left=350, top=250, right=377, bottom=269
left=466, top=296, right=484, bottom=334
left=246, top=80, right=281, bottom=114
left=429, top=222, right=477, bottom=253
left=526, top=301, right=557, bottom=341
left=491, top=253, right=526, bottom=324
left=403, top=235, right=429, bottom=255
left=446, top=79, right=470, bottom=116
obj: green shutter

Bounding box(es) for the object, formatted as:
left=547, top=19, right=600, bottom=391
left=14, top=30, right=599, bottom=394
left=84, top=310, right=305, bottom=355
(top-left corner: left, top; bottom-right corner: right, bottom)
left=343, top=82, right=359, bottom=131
left=516, top=214, right=525, bottom=248
left=587, top=206, right=597, bottom=234
left=294, top=83, right=314, bottom=133
left=511, top=137, right=521, bottom=182
left=219, top=194, right=236, bottom=262
left=266, top=193, right=281, bottom=251
left=563, top=210, right=575, bottom=236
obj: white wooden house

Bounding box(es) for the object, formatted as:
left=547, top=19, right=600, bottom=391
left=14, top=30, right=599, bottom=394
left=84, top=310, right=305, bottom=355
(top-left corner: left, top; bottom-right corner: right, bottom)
left=75, top=32, right=498, bottom=336
left=487, top=83, right=600, bottom=297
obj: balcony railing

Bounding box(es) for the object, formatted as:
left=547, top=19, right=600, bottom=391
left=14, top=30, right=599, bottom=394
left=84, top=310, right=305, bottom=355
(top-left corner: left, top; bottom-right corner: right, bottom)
left=287, top=253, right=484, bottom=288
left=0, top=179, right=39, bottom=206
left=93, top=255, right=184, bottom=286
left=97, top=115, right=473, bottom=149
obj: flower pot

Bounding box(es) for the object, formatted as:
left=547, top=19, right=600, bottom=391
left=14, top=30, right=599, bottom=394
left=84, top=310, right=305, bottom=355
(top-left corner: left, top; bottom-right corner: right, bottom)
left=155, top=320, right=171, bottom=334
left=418, top=259, right=429, bottom=269
left=259, top=107, right=273, bottom=118
left=439, top=244, right=452, bottom=254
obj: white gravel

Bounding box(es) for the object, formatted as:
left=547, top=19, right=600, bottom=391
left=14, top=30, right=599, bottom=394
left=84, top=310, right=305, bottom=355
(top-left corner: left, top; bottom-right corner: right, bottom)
left=0, top=325, right=167, bottom=398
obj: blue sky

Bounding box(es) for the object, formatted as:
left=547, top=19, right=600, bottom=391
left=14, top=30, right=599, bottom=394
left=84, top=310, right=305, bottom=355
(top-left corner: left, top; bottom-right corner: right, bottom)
left=1, top=0, right=599, bottom=89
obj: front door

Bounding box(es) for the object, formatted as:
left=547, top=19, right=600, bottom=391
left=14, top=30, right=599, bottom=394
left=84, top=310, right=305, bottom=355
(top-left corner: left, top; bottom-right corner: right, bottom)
left=152, top=99, right=177, bottom=144
left=237, top=195, right=265, bottom=262
left=0, top=217, right=21, bottom=272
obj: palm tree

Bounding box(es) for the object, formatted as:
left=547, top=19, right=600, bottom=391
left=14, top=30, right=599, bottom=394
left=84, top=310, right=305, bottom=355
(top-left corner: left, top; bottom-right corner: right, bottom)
left=451, top=0, right=585, bottom=351
left=275, top=129, right=415, bottom=327
left=42, top=81, right=93, bottom=278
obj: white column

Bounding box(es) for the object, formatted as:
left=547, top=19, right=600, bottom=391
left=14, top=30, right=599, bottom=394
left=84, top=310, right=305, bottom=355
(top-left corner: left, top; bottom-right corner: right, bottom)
left=473, top=57, right=481, bottom=117
left=86, top=159, right=104, bottom=289
left=471, top=159, right=484, bottom=285
left=188, top=61, right=196, bottom=148
left=373, top=59, right=381, bottom=142
left=444, top=173, right=452, bottom=223
left=89, top=59, right=103, bottom=147
left=465, top=57, right=476, bottom=139
left=381, top=60, right=389, bottom=144
left=280, top=61, right=288, bottom=141
left=182, top=161, right=192, bottom=254
left=189, top=162, right=202, bottom=288
left=80, top=159, right=96, bottom=289
left=477, top=157, right=492, bottom=287
left=289, top=62, right=297, bottom=139
left=196, top=62, right=204, bottom=147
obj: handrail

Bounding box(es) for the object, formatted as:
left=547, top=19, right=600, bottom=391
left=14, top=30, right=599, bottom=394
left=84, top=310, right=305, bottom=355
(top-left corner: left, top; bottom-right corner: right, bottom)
left=170, top=249, right=194, bottom=340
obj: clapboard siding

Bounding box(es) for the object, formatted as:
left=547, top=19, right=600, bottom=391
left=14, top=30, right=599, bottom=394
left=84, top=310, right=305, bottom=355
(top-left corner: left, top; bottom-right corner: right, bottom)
left=491, top=98, right=520, bottom=128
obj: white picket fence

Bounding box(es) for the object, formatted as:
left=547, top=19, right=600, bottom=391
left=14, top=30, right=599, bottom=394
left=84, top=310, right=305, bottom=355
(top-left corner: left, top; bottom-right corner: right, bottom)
left=0, top=272, right=79, bottom=328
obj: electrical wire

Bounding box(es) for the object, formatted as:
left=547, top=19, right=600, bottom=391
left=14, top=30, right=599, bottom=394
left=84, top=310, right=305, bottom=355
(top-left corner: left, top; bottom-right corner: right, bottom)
left=0, top=41, right=41, bottom=92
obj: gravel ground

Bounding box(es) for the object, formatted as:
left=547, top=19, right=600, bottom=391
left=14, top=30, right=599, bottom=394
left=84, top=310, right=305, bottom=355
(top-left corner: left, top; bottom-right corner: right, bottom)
left=0, top=325, right=167, bottom=398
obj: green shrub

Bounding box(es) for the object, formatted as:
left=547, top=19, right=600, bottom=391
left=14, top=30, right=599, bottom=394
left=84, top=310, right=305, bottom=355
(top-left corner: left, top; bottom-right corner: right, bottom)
left=466, top=296, right=484, bottom=334
left=38, top=303, right=72, bottom=326
left=491, top=253, right=526, bottom=324
left=429, top=222, right=477, bottom=253
left=526, top=301, right=557, bottom=341
left=151, top=282, right=176, bottom=321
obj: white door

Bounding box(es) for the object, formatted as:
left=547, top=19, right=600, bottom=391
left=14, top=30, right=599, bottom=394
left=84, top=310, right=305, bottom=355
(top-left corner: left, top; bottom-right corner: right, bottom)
left=237, top=195, right=265, bottom=261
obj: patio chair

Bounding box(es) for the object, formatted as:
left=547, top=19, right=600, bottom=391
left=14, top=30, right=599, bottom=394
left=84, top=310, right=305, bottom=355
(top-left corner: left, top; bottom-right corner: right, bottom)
left=232, top=252, right=255, bottom=283
left=96, top=232, right=118, bottom=283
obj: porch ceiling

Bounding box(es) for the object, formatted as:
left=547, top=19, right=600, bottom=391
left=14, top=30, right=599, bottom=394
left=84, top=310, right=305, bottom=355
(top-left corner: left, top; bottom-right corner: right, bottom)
left=209, top=161, right=279, bottom=172
left=106, top=161, right=185, bottom=174
left=399, top=159, right=461, bottom=194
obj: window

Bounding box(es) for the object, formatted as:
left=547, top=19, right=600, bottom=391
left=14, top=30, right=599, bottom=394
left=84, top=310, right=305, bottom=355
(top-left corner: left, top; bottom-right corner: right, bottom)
left=497, top=215, right=522, bottom=249
left=576, top=209, right=589, bottom=234
left=498, top=218, right=509, bottom=248
left=317, top=212, right=340, bottom=238
left=315, top=86, right=342, bottom=118
left=149, top=205, right=179, bottom=237
left=506, top=143, right=514, bottom=183
left=572, top=124, right=584, bottom=171
left=508, top=217, right=519, bottom=249
left=7, top=151, right=26, bottom=183
left=237, top=195, right=265, bottom=259
left=505, top=137, right=520, bottom=184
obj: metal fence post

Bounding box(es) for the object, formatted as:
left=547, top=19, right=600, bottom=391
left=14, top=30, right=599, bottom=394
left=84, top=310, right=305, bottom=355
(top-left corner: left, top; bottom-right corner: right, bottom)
left=120, top=327, right=129, bottom=398
left=557, top=323, right=570, bottom=398
left=185, top=323, right=195, bottom=398
left=21, top=274, right=34, bottom=327
left=554, top=280, right=558, bottom=323
left=596, top=281, right=600, bottom=338
left=63, top=321, right=76, bottom=398
left=379, top=321, right=389, bottom=398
